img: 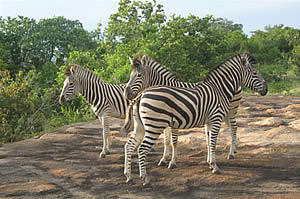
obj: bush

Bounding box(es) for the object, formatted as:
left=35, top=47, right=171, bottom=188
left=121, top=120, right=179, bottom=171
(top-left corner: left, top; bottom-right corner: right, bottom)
left=267, top=79, right=300, bottom=96
left=0, top=69, right=60, bottom=143
left=256, top=63, right=289, bottom=82
left=0, top=70, right=38, bottom=142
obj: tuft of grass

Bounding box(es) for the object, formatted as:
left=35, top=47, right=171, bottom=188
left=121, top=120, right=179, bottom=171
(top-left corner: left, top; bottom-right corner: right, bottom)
left=42, top=106, right=96, bottom=135
left=267, top=79, right=300, bottom=96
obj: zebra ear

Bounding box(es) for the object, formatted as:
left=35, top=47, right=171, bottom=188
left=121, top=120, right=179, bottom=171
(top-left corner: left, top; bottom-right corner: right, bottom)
left=241, top=53, right=257, bottom=66
left=248, top=55, right=257, bottom=65
left=129, top=57, right=133, bottom=65
left=70, top=66, right=75, bottom=74
left=65, top=66, right=72, bottom=76
left=241, top=56, right=247, bottom=66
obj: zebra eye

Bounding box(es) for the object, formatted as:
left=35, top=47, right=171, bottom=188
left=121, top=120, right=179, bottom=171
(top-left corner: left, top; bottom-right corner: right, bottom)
left=252, top=70, right=258, bottom=75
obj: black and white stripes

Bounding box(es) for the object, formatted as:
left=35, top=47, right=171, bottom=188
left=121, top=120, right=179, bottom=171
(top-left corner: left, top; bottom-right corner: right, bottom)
left=124, top=55, right=195, bottom=101
left=122, top=54, right=246, bottom=183
left=126, top=53, right=267, bottom=185
left=59, top=64, right=130, bottom=158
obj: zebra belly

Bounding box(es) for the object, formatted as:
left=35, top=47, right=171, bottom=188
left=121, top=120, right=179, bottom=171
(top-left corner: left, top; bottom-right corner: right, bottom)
left=91, top=105, right=125, bottom=119
left=110, top=109, right=125, bottom=119
left=139, top=87, right=201, bottom=131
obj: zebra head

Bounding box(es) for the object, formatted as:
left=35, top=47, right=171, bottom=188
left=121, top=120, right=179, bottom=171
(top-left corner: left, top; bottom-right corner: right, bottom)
left=240, top=53, right=268, bottom=96
left=124, top=55, right=150, bottom=100
left=59, top=65, right=81, bottom=105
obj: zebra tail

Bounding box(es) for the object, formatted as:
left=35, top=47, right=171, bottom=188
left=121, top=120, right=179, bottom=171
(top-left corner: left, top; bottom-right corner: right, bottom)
left=120, top=102, right=134, bottom=136
left=120, top=94, right=143, bottom=137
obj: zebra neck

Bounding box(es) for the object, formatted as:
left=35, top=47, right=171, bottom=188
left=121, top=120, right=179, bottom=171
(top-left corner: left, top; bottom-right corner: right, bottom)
left=150, top=68, right=193, bottom=88
left=205, top=70, right=239, bottom=101
left=78, top=75, right=101, bottom=107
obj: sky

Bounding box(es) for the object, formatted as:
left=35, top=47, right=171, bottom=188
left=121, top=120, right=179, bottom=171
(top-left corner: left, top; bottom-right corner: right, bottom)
left=1, top=0, right=300, bottom=36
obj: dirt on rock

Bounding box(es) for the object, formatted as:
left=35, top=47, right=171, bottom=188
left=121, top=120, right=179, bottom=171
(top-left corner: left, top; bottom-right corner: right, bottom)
left=0, top=95, right=300, bottom=199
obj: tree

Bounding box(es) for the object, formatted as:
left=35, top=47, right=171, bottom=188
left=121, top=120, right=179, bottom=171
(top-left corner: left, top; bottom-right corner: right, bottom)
left=0, top=32, right=9, bottom=70
left=155, top=15, right=245, bottom=82
left=0, top=16, right=37, bottom=74
left=214, top=18, right=243, bottom=32
left=32, top=16, right=96, bottom=66
left=0, top=16, right=96, bottom=74
left=103, top=0, right=251, bottom=83
left=106, top=0, right=165, bottom=49
left=101, top=0, right=166, bottom=83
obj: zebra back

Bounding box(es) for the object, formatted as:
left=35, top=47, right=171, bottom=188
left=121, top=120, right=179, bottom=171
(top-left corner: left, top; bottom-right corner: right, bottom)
left=137, top=53, right=267, bottom=129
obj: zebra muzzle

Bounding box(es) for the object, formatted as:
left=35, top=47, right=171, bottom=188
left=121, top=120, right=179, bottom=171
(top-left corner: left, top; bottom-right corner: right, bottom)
left=59, top=96, right=66, bottom=105
left=260, top=82, right=268, bottom=96
left=124, top=87, right=135, bottom=100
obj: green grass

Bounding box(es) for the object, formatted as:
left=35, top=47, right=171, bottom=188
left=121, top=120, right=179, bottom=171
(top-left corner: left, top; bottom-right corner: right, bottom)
left=267, top=79, right=300, bottom=96
left=41, top=106, right=96, bottom=136
left=0, top=105, right=96, bottom=146
left=243, top=78, right=300, bottom=96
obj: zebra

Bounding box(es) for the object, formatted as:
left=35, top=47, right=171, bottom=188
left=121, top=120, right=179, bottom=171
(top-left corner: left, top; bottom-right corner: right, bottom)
left=59, top=64, right=131, bottom=158
left=122, top=54, right=243, bottom=178
left=124, top=53, right=268, bottom=185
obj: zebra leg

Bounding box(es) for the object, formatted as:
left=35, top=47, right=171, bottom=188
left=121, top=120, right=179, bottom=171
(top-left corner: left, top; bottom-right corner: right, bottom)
left=226, top=116, right=238, bottom=160
left=205, top=124, right=211, bottom=165
left=138, top=130, right=162, bottom=186
left=158, top=127, right=171, bottom=166
left=227, top=88, right=241, bottom=159
left=124, top=112, right=145, bottom=183
left=207, top=122, right=222, bottom=174
left=99, top=115, right=111, bottom=158
left=168, top=129, right=178, bottom=169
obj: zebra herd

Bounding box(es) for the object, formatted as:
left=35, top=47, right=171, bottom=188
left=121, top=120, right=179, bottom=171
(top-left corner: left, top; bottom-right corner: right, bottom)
left=59, top=52, right=268, bottom=186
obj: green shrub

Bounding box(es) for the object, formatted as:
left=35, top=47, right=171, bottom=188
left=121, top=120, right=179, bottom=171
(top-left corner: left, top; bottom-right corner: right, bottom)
left=268, top=79, right=300, bottom=96
left=0, top=70, right=38, bottom=142
left=256, top=63, right=289, bottom=82
left=0, top=69, right=60, bottom=143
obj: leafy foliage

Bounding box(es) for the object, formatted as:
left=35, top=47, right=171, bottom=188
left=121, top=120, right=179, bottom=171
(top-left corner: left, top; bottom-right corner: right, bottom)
left=0, top=16, right=95, bottom=75
left=0, top=0, right=299, bottom=145
left=0, top=70, right=58, bottom=143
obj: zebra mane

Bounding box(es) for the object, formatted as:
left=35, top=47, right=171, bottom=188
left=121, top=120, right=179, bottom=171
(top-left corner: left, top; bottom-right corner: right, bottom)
left=65, top=65, right=73, bottom=76
left=132, top=54, right=179, bottom=81
left=222, top=52, right=256, bottom=66
left=204, top=52, right=257, bottom=81
left=65, top=64, right=103, bottom=83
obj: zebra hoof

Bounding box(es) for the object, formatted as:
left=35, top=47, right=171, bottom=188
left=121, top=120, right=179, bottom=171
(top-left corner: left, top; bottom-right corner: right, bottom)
left=99, top=152, right=106, bottom=158
left=212, top=168, right=222, bottom=174
left=124, top=171, right=132, bottom=183
left=211, top=164, right=221, bottom=174
left=168, top=162, right=177, bottom=169
left=126, top=177, right=132, bottom=184
left=158, top=160, right=167, bottom=167
left=142, top=176, right=150, bottom=186
left=227, top=154, right=235, bottom=160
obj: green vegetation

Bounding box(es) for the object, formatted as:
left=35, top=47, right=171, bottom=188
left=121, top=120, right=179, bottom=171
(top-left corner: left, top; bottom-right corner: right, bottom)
left=1, top=0, right=299, bottom=145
